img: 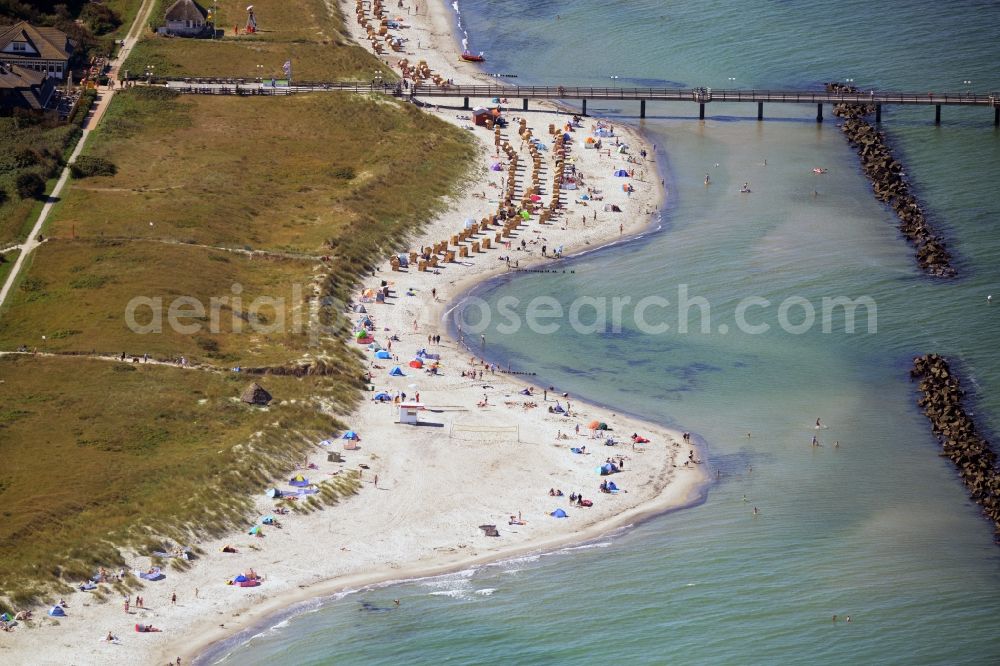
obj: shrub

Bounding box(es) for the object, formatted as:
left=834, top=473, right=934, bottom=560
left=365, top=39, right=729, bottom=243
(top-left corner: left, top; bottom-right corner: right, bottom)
left=0, top=187, right=7, bottom=205
left=15, top=172, right=45, bottom=199
left=81, top=3, right=122, bottom=36
left=332, top=166, right=356, bottom=180
left=71, top=156, right=118, bottom=179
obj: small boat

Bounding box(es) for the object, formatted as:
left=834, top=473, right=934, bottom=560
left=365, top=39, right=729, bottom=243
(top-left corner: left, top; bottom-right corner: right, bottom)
left=460, top=51, right=485, bottom=62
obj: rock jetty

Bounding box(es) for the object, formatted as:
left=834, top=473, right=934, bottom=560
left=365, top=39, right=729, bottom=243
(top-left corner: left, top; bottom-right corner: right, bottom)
left=911, top=354, right=1000, bottom=540
left=828, top=83, right=955, bottom=278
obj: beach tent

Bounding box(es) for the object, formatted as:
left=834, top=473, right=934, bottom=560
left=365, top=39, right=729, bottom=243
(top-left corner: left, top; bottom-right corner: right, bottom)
left=607, top=481, right=619, bottom=492
left=374, top=392, right=392, bottom=402
left=342, top=430, right=360, bottom=440
left=614, top=169, right=629, bottom=177
left=389, top=366, right=406, bottom=376
left=262, top=515, right=276, bottom=525
left=490, top=162, right=503, bottom=171
left=353, top=304, right=367, bottom=313
left=562, top=132, right=571, bottom=141
left=48, top=605, right=66, bottom=617
left=248, top=526, right=262, bottom=536
left=409, top=359, right=423, bottom=369
left=550, top=508, right=568, bottom=518
left=375, top=350, right=392, bottom=359
left=367, top=341, right=383, bottom=351
left=289, top=475, right=309, bottom=487
left=265, top=487, right=282, bottom=498
left=600, top=462, right=619, bottom=475
left=233, top=574, right=248, bottom=583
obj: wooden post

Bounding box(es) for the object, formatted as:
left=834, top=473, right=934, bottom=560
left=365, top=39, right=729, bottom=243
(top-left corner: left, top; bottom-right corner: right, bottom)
left=935, top=104, right=941, bottom=124
left=816, top=103, right=823, bottom=123
left=699, top=103, right=705, bottom=119
left=757, top=102, right=763, bottom=121
left=582, top=99, right=587, bottom=116
left=463, top=96, right=469, bottom=109
left=523, top=98, right=528, bottom=111
left=640, top=99, right=646, bottom=118
left=875, top=104, right=882, bottom=123
left=995, top=106, right=999, bottom=127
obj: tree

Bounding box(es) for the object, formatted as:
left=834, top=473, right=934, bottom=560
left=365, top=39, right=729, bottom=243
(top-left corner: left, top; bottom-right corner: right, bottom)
left=80, top=3, right=121, bottom=35
left=15, top=172, right=45, bottom=199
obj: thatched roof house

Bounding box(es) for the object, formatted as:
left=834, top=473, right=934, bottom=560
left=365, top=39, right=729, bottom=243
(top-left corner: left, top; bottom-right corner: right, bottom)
left=161, top=0, right=209, bottom=37
left=241, top=382, right=272, bottom=406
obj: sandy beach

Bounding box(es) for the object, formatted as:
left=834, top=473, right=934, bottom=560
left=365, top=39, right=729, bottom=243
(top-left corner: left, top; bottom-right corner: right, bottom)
left=0, top=2, right=706, bottom=664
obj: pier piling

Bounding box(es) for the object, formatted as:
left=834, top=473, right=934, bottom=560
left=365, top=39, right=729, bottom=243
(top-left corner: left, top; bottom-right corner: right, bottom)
left=640, top=99, right=646, bottom=118
left=995, top=106, right=999, bottom=127
left=757, top=102, right=763, bottom=120
left=875, top=104, right=882, bottom=123
left=523, top=98, right=528, bottom=111
left=816, top=103, right=823, bottom=123
left=582, top=99, right=587, bottom=116
left=699, top=102, right=705, bottom=119
left=463, top=96, right=469, bottom=110
left=935, top=104, right=941, bottom=124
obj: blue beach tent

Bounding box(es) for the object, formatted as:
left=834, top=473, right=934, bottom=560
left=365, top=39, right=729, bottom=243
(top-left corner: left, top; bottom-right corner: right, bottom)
left=374, top=392, right=392, bottom=401
left=342, top=430, right=360, bottom=440
left=289, top=475, right=309, bottom=487
left=265, top=487, right=282, bottom=498
left=613, top=169, right=629, bottom=177
left=375, top=350, right=392, bottom=359
left=389, top=366, right=406, bottom=376
left=551, top=508, right=568, bottom=518
left=48, top=605, right=66, bottom=617
left=599, top=462, right=619, bottom=475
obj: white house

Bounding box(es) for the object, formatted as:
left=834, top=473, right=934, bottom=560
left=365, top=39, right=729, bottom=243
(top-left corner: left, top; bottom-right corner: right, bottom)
left=0, top=21, right=74, bottom=80
left=160, top=0, right=209, bottom=37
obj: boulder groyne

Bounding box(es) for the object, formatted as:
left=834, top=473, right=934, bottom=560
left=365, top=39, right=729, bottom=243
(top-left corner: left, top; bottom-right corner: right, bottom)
left=911, top=354, right=1000, bottom=540
left=828, top=83, right=955, bottom=278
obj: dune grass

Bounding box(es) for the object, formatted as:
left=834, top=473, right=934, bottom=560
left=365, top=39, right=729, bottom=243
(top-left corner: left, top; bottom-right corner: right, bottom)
left=0, top=4, right=476, bottom=606
left=48, top=88, right=475, bottom=255
left=0, top=354, right=348, bottom=609
left=0, top=239, right=332, bottom=366
left=124, top=0, right=394, bottom=82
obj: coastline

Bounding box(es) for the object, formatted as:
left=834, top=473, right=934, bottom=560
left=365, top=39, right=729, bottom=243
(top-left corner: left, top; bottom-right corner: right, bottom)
left=0, top=3, right=704, bottom=665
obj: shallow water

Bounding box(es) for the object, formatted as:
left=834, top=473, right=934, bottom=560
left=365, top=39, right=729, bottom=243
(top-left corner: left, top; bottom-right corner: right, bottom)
left=213, top=1, right=1000, bottom=663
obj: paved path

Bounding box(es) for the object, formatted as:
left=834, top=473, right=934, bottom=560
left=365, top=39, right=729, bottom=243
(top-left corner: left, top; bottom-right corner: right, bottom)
left=0, top=0, right=157, bottom=315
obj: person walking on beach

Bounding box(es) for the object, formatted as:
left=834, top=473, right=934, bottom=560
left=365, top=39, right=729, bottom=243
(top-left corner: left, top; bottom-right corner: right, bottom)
left=374, top=474, right=378, bottom=488
left=124, top=597, right=129, bottom=613
left=171, top=591, right=177, bottom=605
left=481, top=334, right=486, bottom=348
left=619, top=223, right=624, bottom=235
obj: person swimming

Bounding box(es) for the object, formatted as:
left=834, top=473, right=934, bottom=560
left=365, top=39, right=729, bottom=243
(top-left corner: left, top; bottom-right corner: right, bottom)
left=704, top=173, right=711, bottom=185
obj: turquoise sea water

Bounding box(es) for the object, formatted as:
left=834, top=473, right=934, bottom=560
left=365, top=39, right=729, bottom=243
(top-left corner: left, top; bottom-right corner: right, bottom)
left=211, top=1, right=1000, bottom=663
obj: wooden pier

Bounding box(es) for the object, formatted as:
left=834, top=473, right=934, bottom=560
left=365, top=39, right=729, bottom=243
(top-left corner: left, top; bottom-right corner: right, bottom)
left=161, top=79, right=1000, bottom=125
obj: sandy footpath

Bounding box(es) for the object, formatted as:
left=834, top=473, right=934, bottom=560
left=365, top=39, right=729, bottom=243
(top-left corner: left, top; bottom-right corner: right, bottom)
left=0, top=2, right=706, bottom=665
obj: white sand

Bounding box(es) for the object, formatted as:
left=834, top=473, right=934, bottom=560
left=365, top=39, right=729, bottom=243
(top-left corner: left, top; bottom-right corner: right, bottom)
left=0, top=2, right=706, bottom=664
